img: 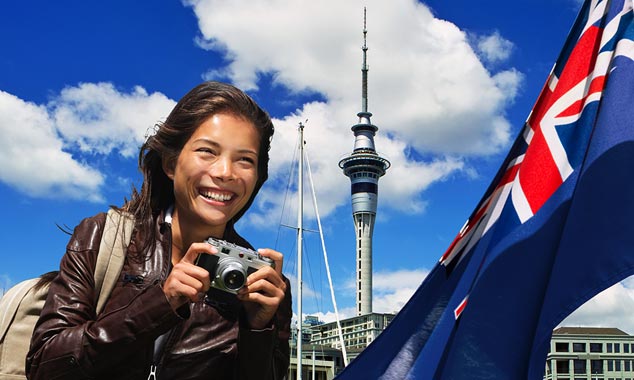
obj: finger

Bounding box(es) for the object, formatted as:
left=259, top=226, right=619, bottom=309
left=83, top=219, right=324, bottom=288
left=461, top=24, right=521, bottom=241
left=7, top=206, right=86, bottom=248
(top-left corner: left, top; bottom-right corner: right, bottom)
left=246, top=266, right=285, bottom=290
left=238, top=291, right=281, bottom=308
left=164, top=273, right=204, bottom=309
left=181, top=242, right=217, bottom=265
left=172, top=261, right=211, bottom=288
left=242, top=273, right=287, bottom=301
left=168, top=266, right=209, bottom=294
left=257, top=248, right=283, bottom=274
left=238, top=278, right=284, bottom=304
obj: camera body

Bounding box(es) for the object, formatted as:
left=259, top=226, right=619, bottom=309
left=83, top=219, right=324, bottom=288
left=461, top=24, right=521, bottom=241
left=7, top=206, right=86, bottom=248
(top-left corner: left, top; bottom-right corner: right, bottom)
left=196, top=237, right=275, bottom=295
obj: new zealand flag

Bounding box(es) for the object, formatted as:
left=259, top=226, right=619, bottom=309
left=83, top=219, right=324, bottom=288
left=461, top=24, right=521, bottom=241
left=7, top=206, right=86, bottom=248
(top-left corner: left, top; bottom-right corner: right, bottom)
left=336, top=0, right=634, bottom=378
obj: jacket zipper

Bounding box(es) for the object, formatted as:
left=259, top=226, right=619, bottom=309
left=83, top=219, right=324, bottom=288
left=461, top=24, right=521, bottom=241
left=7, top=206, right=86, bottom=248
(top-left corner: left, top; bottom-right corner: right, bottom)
left=147, top=220, right=176, bottom=380
left=147, top=331, right=171, bottom=380
left=147, top=365, right=158, bottom=380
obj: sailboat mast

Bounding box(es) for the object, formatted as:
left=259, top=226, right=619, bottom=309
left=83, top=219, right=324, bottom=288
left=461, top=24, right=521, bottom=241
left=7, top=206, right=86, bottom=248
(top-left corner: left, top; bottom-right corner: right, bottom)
left=296, top=122, right=305, bottom=380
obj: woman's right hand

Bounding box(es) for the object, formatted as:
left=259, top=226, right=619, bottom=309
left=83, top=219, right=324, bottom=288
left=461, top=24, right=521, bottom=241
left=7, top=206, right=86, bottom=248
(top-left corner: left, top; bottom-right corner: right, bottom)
left=162, top=242, right=215, bottom=311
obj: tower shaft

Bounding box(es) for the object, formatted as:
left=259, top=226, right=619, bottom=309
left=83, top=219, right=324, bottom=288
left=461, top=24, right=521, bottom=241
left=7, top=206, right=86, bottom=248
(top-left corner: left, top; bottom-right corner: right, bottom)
left=354, top=212, right=375, bottom=316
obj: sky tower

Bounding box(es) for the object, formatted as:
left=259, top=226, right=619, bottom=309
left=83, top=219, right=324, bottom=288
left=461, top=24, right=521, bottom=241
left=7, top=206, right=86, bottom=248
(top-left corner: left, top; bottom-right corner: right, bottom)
left=339, top=9, right=390, bottom=316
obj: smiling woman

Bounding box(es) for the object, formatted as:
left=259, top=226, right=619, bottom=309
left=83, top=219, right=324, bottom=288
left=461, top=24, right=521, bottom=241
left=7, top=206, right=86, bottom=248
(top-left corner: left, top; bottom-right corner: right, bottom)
left=164, top=113, right=261, bottom=247
left=25, top=81, right=292, bottom=380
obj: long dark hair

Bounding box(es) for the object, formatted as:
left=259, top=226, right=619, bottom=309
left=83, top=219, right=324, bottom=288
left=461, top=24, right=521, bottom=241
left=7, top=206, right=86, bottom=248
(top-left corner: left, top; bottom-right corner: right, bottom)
left=122, top=81, right=274, bottom=249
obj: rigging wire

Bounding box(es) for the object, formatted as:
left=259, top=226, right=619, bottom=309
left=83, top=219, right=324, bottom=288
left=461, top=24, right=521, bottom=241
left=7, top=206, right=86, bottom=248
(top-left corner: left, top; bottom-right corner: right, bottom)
left=304, top=142, right=349, bottom=366
left=274, top=129, right=300, bottom=252
left=274, top=122, right=348, bottom=372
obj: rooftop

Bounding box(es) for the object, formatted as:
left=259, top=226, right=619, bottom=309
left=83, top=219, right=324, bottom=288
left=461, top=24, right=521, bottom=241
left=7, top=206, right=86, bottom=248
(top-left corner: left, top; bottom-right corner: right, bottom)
left=553, top=327, right=630, bottom=336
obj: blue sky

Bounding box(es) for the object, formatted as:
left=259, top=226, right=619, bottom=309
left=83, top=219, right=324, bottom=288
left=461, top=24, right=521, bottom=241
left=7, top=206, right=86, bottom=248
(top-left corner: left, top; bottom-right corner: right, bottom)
left=2, top=0, right=633, bottom=332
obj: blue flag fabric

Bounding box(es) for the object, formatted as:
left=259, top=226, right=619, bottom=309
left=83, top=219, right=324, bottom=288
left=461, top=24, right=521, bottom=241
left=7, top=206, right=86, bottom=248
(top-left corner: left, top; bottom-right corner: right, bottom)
left=335, top=1, right=634, bottom=379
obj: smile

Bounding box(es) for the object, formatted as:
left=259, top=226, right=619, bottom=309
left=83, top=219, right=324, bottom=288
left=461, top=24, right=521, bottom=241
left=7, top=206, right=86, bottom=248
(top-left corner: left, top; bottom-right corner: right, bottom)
left=200, top=189, right=234, bottom=202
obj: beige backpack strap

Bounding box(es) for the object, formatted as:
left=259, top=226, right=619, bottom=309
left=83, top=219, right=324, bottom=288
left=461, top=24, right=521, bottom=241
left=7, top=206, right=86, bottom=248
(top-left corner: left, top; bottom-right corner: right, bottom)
left=94, top=209, right=134, bottom=315
left=0, top=278, right=42, bottom=344
left=0, top=278, right=49, bottom=377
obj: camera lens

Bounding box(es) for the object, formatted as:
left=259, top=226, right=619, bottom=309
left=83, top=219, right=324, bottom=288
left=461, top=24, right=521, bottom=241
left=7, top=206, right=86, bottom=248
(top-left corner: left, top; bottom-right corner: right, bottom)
left=222, top=270, right=246, bottom=290
left=216, top=258, right=247, bottom=291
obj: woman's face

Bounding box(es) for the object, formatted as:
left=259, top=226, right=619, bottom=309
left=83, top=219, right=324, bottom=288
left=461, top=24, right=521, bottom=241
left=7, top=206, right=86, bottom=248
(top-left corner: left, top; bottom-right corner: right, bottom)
left=165, top=113, right=260, bottom=239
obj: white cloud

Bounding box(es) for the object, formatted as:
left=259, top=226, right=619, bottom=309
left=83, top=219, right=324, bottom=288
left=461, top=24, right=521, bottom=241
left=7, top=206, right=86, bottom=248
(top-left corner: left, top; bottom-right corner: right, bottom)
left=292, top=267, right=428, bottom=326
left=378, top=141, right=465, bottom=213
left=246, top=103, right=465, bottom=223
left=305, top=307, right=358, bottom=325
left=0, top=90, right=104, bottom=201
left=2, top=0, right=522, bottom=217
left=51, top=83, right=176, bottom=157
left=560, top=277, right=634, bottom=334
left=184, top=0, right=522, bottom=220
left=246, top=101, right=352, bottom=227
left=373, top=269, right=429, bottom=314
left=494, top=68, right=524, bottom=102
left=0, top=85, right=175, bottom=202
left=186, top=0, right=520, bottom=154
left=3, top=0, right=523, bottom=217
left=473, top=31, right=515, bottom=65
left=338, top=267, right=429, bottom=315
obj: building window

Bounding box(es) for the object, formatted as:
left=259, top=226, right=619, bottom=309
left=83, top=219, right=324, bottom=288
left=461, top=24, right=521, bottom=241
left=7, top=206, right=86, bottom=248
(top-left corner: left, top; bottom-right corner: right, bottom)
left=573, top=343, right=586, bottom=352
left=574, top=359, right=586, bottom=374
left=625, top=360, right=631, bottom=371
left=607, top=343, right=613, bottom=353
left=616, top=360, right=621, bottom=371
left=556, top=342, right=569, bottom=352
left=625, top=343, right=630, bottom=353
left=557, top=360, right=570, bottom=374
left=591, top=359, right=603, bottom=374
left=590, top=343, right=602, bottom=353
left=608, top=360, right=614, bottom=371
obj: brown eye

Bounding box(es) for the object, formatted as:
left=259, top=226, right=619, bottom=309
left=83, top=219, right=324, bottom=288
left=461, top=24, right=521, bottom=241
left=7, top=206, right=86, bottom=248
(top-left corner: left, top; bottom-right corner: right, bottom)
left=197, top=148, right=217, bottom=155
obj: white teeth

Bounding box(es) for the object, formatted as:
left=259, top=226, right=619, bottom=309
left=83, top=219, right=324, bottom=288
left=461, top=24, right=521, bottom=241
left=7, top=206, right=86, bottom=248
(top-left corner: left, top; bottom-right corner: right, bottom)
left=201, top=191, right=233, bottom=202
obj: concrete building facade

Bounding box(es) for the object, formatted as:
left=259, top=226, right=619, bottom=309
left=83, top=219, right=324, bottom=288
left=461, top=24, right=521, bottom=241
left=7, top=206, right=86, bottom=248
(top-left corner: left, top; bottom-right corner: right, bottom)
left=308, top=313, right=395, bottom=361
left=544, top=327, right=634, bottom=380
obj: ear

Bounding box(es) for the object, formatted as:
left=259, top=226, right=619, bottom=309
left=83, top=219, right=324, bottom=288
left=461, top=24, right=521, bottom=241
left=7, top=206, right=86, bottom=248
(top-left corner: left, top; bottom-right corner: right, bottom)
left=162, top=156, right=175, bottom=180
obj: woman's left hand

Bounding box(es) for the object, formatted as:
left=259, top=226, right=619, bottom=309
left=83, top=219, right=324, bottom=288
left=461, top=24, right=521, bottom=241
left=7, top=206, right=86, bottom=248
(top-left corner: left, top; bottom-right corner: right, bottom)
left=237, top=248, right=286, bottom=330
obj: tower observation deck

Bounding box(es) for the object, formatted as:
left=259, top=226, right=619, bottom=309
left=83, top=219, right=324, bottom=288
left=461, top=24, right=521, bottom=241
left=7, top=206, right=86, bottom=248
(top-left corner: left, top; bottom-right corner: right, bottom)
left=338, top=9, right=390, bottom=316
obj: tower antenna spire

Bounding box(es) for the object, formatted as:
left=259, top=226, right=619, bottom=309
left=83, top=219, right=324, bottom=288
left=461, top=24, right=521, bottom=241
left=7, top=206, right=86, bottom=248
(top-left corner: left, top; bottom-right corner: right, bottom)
left=362, top=7, right=369, bottom=113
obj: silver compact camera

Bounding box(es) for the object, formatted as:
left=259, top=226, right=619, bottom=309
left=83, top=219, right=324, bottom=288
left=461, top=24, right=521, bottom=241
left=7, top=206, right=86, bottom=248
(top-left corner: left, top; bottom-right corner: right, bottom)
left=195, top=237, right=275, bottom=294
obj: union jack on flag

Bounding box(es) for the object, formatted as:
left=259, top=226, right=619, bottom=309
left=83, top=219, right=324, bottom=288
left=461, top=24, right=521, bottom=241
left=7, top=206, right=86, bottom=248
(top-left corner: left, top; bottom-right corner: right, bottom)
left=441, top=0, right=634, bottom=319
left=337, top=0, right=634, bottom=379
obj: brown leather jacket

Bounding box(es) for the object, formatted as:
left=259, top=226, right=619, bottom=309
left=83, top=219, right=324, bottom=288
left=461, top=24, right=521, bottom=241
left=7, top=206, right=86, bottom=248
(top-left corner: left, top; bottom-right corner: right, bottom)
left=26, top=211, right=292, bottom=380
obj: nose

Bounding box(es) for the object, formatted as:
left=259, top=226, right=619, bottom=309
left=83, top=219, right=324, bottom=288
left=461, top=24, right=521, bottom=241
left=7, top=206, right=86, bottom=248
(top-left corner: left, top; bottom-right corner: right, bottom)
left=211, top=155, right=234, bottom=181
